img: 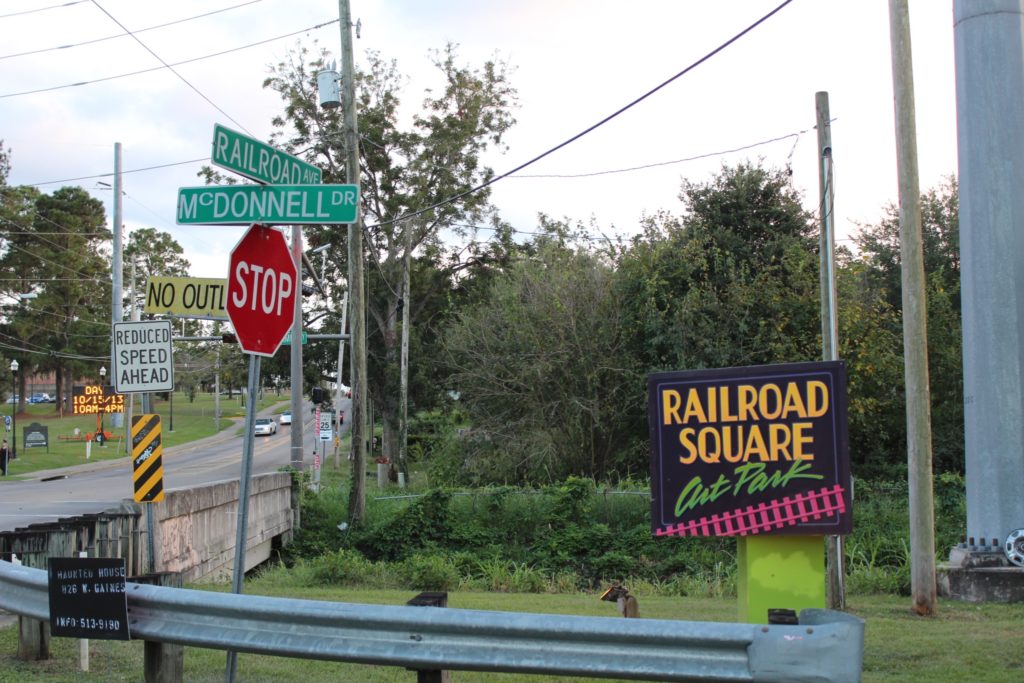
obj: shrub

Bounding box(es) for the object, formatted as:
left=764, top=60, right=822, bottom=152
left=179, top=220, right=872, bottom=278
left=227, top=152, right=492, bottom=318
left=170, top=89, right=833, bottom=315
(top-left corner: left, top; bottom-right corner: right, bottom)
left=308, top=548, right=376, bottom=586
left=397, top=553, right=461, bottom=591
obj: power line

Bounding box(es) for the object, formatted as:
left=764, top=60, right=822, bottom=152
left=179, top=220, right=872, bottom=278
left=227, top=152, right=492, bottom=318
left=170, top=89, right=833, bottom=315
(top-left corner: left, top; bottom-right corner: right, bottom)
left=0, top=0, right=263, bottom=61
left=0, top=18, right=339, bottom=100
left=88, top=0, right=252, bottom=134
left=21, top=158, right=208, bottom=187
left=513, top=129, right=811, bottom=179
left=365, top=0, right=795, bottom=230
left=0, top=0, right=87, bottom=20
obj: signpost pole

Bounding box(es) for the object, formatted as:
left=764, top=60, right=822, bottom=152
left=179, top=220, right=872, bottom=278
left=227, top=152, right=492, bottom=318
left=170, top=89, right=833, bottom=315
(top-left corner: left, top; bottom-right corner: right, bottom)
left=226, top=353, right=261, bottom=682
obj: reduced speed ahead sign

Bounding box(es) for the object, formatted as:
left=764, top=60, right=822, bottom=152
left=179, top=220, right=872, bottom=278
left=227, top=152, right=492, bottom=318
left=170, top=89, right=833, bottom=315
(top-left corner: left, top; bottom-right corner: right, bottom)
left=226, top=224, right=298, bottom=356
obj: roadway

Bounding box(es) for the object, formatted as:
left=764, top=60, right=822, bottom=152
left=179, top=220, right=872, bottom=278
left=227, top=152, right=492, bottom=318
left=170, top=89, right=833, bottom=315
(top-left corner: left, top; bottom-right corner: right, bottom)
left=0, top=399, right=351, bottom=533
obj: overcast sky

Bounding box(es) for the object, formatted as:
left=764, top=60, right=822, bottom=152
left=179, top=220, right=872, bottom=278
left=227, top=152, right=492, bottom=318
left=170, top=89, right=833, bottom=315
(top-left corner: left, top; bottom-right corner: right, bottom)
left=1, top=0, right=958, bottom=278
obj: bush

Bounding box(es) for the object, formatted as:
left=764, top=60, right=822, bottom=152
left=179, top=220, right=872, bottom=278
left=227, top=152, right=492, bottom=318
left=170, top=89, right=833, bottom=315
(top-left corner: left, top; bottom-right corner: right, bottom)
left=397, top=553, right=460, bottom=591
left=308, top=548, right=377, bottom=586
left=285, top=470, right=950, bottom=597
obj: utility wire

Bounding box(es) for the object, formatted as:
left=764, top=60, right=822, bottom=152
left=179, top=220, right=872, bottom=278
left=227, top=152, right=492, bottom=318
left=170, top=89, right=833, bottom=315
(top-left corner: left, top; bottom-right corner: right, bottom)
left=0, top=18, right=338, bottom=100
left=366, top=0, right=794, bottom=230
left=0, top=0, right=87, bottom=20
left=88, top=0, right=252, bottom=134
left=514, top=130, right=809, bottom=179
left=0, top=0, right=262, bottom=60
left=21, top=158, right=208, bottom=187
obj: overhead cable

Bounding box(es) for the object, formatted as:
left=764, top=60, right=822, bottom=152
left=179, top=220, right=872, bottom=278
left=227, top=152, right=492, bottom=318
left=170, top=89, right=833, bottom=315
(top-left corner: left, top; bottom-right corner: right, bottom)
left=0, top=0, right=263, bottom=60
left=365, top=0, right=794, bottom=230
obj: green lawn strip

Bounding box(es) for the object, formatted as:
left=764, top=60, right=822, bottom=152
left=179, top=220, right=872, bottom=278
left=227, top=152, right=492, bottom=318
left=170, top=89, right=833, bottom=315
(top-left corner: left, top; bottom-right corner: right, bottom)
left=0, top=392, right=289, bottom=478
left=0, top=591, right=1021, bottom=681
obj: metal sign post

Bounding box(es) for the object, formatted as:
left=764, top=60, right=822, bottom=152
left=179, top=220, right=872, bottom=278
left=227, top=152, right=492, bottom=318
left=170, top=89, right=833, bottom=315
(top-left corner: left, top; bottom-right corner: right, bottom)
left=225, top=353, right=261, bottom=681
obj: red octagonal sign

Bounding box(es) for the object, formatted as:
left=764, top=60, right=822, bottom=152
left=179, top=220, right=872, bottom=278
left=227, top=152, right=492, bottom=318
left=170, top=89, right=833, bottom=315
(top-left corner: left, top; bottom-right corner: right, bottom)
left=226, top=224, right=297, bottom=356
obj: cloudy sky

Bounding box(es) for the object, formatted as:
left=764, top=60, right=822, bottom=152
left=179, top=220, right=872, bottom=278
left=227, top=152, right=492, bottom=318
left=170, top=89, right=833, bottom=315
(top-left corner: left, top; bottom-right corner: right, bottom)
left=1, top=0, right=958, bottom=278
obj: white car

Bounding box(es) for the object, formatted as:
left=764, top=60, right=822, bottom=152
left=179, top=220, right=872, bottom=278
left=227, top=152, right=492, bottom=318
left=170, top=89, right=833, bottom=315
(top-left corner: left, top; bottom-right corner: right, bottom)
left=279, top=411, right=292, bottom=425
left=254, top=418, right=277, bottom=436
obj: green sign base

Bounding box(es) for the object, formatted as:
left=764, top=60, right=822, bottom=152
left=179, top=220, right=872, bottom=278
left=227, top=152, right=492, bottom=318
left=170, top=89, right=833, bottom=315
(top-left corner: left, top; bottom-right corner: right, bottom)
left=737, top=535, right=825, bottom=623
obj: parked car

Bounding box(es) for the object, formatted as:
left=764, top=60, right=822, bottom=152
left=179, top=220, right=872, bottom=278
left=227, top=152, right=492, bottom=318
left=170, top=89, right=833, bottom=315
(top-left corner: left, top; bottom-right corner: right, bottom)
left=254, top=418, right=277, bottom=436
left=4, top=395, right=18, bottom=405
left=28, top=393, right=50, bottom=404
left=279, top=411, right=292, bottom=425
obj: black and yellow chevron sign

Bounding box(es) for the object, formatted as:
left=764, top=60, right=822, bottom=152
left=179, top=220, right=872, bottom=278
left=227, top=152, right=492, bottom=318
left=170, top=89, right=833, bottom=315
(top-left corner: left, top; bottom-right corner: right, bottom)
left=131, top=414, right=164, bottom=503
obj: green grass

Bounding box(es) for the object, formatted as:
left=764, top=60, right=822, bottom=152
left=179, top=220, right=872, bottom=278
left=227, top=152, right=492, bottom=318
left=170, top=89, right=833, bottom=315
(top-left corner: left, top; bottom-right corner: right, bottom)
left=0, top=589, right=1021, bottom=681
left=0, top=391, right=289, bottom=477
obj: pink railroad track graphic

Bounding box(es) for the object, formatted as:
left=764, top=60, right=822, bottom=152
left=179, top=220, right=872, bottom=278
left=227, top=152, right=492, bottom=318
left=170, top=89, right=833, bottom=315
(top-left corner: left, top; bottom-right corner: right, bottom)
left=655, top=484, right=847, bottom=537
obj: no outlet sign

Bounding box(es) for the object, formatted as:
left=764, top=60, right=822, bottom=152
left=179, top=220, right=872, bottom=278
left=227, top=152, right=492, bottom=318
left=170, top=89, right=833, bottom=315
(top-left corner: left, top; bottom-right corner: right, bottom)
left=227, top=225, right=298, bottom=356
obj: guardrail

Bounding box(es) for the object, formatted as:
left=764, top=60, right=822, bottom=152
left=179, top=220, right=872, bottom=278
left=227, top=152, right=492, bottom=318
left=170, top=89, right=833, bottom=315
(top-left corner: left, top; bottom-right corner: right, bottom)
left=0, top=561, right=864, bottom=681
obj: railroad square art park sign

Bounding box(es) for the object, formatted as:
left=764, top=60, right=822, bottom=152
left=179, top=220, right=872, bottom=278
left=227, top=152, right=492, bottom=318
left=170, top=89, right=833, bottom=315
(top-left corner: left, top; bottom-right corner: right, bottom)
left=647, top=361, right=852, bottom=538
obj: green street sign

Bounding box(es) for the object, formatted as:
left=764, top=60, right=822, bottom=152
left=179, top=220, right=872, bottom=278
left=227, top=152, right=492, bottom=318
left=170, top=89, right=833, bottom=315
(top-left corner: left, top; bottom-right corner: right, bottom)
left=176, top=185, right=359, bottom=225
left=211, top=124, right=322, bottom=185
left=282, top=330, right=308, bottom=346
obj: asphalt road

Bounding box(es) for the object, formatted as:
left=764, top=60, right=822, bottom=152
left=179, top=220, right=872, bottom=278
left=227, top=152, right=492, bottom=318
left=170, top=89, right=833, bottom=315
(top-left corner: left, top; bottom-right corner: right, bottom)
left=0, top=399, right=351, bottom=533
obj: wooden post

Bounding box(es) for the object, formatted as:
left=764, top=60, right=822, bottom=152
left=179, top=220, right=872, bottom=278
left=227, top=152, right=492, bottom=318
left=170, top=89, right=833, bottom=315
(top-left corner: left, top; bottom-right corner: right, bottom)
left=136, top=572, right=184, bottom=683
left=407, top=592, right=451, bottom=683
left=17, top=616, right=50, bottom=661
left=888, top=0, right=937, bottom=616
left=816, top=91, right=845, bottom=610
left=340, top=0, right=368, bottom=527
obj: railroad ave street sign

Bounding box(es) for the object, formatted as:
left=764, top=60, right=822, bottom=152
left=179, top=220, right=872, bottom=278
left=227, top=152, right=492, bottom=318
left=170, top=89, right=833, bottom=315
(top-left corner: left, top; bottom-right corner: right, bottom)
left=176, top=184, right=359, bottom=225
left=226, top=225, right=297, bottom=356
left=112, top=320, right=174, bottom=393
left=145, top=276, right=228, bottom=319
left=211, top=124, right=322, bottom=185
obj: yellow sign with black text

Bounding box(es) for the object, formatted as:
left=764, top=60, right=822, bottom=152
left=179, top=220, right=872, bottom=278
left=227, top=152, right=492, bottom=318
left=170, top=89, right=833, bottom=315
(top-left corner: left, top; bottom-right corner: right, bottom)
left=131, top=414, right=164, bottom=503
left=144, top=276, right=227, bottom=319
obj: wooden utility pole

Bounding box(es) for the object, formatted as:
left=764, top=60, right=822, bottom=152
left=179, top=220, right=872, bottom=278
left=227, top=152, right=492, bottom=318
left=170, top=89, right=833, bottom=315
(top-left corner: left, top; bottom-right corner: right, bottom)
left=815, top=91, right=844, bottom=610
left=339, top=0, right=367, bottom=525
left=888, top=0, right=937, bottom=616
left=398, top=223, right=412, bottom=486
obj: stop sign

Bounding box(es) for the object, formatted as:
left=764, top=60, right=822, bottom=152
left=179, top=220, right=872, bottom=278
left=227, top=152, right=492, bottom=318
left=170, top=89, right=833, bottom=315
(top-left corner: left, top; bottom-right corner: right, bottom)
left=226, top=224, right=298, bottom=356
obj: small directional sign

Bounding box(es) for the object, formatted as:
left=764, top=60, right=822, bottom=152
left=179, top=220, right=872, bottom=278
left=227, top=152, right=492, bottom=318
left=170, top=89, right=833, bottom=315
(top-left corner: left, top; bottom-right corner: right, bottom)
left=176, top=184, right=359, bottom=225
left=131, top=414, right=164, bottom=503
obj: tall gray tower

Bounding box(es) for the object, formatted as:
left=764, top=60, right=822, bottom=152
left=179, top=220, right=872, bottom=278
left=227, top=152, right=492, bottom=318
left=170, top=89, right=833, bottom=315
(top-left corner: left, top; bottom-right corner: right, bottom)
left=947, top=0, right=1024, bottom=597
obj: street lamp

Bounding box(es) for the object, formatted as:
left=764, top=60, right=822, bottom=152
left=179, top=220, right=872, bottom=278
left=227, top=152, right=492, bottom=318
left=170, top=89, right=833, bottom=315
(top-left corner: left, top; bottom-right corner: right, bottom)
left=10, top=359, right=17, bottom=461
left=98, top=366, right=106, bottom=446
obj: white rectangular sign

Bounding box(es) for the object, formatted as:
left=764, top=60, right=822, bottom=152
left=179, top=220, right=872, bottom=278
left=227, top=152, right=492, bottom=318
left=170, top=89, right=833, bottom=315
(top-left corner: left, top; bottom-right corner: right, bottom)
left=318, top=411, right=333, bottom=440
left=112, top=321, right=174, bottom=393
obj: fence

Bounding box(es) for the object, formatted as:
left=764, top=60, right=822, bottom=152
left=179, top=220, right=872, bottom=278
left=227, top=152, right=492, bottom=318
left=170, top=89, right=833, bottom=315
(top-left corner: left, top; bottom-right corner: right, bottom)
left=0, top=561, right=864, bottom=682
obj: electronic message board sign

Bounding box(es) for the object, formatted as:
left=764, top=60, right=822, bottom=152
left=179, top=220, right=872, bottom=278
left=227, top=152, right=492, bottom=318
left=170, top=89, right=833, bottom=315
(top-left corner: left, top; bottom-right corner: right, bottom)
left=71, top=385, right=125, bottom=415
left=648, top=361, right=851, bottom=538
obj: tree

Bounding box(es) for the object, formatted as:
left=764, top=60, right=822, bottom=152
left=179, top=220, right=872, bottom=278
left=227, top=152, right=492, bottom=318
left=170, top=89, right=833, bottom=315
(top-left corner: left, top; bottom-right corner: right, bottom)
left=0, top=179, right=110, bottom=411
left=616, top=162, right=821, bottom=375
left=851, top=178, right=963, bottom=473
left=442, top=227, right=636, bottom=483
left=124, top=227, right=191, bottom=318
left=262, top=42, right=517, bottom=515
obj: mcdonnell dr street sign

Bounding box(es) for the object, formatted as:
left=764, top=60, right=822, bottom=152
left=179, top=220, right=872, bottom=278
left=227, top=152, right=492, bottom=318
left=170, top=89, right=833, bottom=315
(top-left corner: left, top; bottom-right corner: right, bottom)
left=176, top=184, right=359, bottom=225
left=211, top=124, right=322, bottom=185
